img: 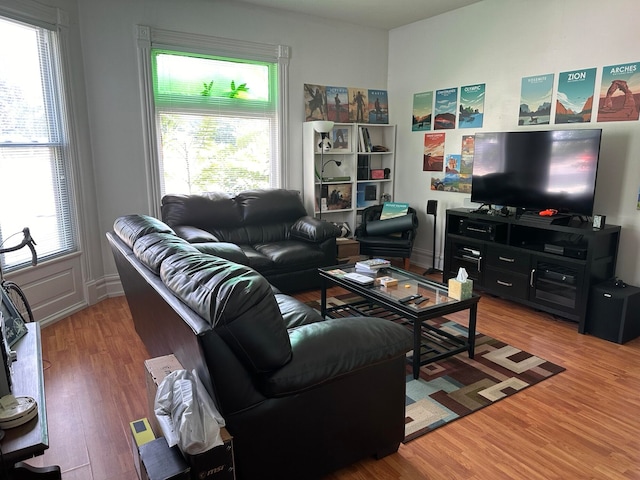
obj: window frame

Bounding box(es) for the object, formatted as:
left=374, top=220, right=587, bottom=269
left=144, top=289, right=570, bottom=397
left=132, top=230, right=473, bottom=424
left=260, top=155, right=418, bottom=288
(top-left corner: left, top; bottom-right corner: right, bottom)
left=0, top=4, right=79, bottom=272
left=136, top=25, right=290, bottom=217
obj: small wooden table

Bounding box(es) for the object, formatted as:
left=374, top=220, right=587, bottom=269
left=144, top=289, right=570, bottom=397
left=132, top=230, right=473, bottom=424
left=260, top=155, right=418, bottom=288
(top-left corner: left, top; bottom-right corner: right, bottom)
left=319, top=264, right=481, bottom=379
left=0, top=322, right=60, bottom=478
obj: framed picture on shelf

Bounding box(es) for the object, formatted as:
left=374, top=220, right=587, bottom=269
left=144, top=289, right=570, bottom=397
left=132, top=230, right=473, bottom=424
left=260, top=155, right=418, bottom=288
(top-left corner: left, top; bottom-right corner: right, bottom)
left=324, top=183, right=352, bottom=210
left=332, top=127, right=350, bottom=151
left=357, top=182, right=379, bottom=208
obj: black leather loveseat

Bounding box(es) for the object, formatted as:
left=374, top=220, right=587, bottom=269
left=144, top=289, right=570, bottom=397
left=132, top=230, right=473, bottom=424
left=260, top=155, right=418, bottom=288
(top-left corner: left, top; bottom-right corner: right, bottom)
left=107, top=214, right=413, bottom=480
left=160, top=189, right=340, bottom=292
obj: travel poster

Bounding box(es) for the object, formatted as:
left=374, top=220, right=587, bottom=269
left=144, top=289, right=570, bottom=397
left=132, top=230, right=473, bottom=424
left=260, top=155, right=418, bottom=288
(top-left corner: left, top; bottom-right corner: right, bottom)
left=434, top=87, right=458, bottom=130
left=518, top=74, right=553, bottom=125
left=423, top=132, right=445, bottom=171
left=368, top=89, right=388, bottom=124
left=349, top=87, right=368, bottom=123
left=555, top=68, right=596, bottom=123
left=459, top=83, right=485, bottom=128
left=412, top=91, right=433, bottom=131
left=326, top=86, right=349, bottom=123
left=304, top=83, right=327, bottom=121
left=460, top=135, right=474, bottom=175
left=597, top=61, right=640, bottom=122
left=445, top=154, right=461, bottom=174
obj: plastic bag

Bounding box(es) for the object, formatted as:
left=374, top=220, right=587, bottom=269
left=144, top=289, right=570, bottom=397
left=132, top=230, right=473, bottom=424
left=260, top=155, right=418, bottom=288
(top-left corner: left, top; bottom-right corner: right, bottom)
left=154, top=369, right=226, bottom=454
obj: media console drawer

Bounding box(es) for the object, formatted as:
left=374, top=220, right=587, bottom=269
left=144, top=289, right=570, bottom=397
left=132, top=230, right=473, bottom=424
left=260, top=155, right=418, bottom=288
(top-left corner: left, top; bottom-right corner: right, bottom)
left=486, top=246, right=530, bottom=274
left=483, top=268, right=529, bottom=300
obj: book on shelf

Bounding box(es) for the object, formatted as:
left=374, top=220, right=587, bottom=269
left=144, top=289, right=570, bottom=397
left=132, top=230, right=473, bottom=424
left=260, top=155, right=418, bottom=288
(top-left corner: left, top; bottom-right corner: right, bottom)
left=355, top=258, right=391, bottom=272
left=358, top=128, right=369, bottom=152
left=362, top=127, right=373, bottom=152
left=380, top=202, right=409, bottom=220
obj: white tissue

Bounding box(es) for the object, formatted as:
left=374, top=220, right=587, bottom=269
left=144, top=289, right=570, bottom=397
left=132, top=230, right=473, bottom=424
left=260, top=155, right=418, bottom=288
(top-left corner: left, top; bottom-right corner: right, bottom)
left=456, top=267, right=468, bottom=282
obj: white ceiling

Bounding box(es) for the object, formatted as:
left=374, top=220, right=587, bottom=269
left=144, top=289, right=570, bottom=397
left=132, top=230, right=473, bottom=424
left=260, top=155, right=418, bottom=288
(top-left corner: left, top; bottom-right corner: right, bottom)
left=233, top=0, right=484, bottom=30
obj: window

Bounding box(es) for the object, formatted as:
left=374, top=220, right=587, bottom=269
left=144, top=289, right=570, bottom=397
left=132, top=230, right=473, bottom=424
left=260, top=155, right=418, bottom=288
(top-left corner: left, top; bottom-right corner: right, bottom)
left=0, top=15, right=76, bottom=271
left=153, top=50, right=278, bottom=194
left=139, top=27, right=289, bottom=200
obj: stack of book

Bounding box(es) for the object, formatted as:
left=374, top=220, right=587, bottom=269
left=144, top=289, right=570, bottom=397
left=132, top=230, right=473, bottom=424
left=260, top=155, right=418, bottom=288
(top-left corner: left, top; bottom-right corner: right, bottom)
left=355, top=258, right=391, bottom=273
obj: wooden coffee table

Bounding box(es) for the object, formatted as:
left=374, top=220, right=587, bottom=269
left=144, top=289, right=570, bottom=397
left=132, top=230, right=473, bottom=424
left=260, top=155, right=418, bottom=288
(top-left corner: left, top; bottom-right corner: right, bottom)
left=319, top=264, right=480, bottom=379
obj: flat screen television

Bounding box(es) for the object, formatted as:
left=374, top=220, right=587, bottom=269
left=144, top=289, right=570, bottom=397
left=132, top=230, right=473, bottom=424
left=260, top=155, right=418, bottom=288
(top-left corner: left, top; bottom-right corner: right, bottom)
left=470, top=129, right=602, bottom=216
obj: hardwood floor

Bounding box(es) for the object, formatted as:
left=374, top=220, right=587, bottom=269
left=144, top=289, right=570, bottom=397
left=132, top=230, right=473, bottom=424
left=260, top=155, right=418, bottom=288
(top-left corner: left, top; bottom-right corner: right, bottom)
left=20, top=273, right=640, bottom=479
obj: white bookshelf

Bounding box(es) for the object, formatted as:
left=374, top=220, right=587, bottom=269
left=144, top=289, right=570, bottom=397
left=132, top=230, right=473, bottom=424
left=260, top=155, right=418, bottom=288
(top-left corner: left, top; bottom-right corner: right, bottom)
left=302, top=121, right=396, bottom=234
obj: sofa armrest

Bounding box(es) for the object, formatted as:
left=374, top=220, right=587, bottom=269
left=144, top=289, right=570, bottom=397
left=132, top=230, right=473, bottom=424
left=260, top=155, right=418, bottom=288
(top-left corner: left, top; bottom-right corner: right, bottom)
left=173, top=225, right=219, bottom=243
left=257, top=317, right=412, bottom=397
left=290, top=216, right=340, bottom=243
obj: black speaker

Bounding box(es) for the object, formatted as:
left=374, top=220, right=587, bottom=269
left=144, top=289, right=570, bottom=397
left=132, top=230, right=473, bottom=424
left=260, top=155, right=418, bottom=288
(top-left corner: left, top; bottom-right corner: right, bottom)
left=585, top=280, right=640, bottom=344
left=427, top=199, right=438, bottom=215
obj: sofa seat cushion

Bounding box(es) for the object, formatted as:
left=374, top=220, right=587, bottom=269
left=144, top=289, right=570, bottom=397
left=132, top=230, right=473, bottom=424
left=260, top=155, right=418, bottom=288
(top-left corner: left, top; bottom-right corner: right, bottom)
left=160, top=251, right=292, bottom=373
left=193, top=242, right=249, bottom=266
left=253, top=241, right=327, bottom=269
left=257, top=317, right=413, bottom=396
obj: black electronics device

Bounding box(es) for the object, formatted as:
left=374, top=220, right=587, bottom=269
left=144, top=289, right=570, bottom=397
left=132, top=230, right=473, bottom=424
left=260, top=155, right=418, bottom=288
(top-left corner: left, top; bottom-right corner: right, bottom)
left=471, top=129, right=602, bottom=216
left=543, top=243, right=588, bottom=260
left=585, top=280, right=640, bottom=343
left=458, top=219, right=507, bottom=242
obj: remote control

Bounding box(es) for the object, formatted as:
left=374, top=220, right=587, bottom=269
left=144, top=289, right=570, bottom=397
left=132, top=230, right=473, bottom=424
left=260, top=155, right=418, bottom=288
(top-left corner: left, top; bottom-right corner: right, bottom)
left=398, top=294, right=422, bottom=304
left=414, top=297, right=428, bottom=305
left=344, top=272, right=375, bottom=285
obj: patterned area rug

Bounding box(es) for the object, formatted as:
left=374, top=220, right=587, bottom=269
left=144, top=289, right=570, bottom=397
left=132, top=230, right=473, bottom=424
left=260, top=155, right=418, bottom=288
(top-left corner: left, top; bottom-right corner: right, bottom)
left=309, top=295, right=566, bottom=443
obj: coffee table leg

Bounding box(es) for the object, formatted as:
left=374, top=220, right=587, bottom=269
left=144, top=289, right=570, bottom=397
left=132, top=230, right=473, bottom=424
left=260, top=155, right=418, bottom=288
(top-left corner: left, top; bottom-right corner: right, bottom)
left=413, top=319, right=421, bottom=379
left=320, top=277, right=327, bottom=319
left=468, top=303, right=477, bottom=358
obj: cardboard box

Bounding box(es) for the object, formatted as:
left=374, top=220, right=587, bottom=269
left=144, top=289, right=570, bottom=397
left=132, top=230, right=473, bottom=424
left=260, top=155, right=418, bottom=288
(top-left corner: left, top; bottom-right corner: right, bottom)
left=184, top=427, right=235, bottom=480
left=139, top=437, right=190, bottom=480
left=145, top=355, right=236, bottom=479
left=336, top=237, right=360, bottom=263
left=130, top=418, right=156, bottom=480
left=145, top=354, right=184, bottom=435
left=448, top=278, right=473, bottom=300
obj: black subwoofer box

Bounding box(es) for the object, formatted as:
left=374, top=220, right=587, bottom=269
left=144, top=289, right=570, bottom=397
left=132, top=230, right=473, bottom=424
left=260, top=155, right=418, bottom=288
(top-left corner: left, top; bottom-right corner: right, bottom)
left=585, top=280, right=640, bottom=344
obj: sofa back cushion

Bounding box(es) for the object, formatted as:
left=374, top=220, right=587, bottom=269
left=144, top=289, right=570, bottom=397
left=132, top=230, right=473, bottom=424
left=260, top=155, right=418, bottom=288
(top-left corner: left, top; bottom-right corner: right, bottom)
left=161, top=189, right=308, bottom=245
left=113, top=214, right=175, bottom=249
left=160, top=251, right=292, bottom=373
left=162, top=192, right=241, bottom=229
left=236, top=189, right=307, bottom=224
left=133, top=232, right=199, bottom=275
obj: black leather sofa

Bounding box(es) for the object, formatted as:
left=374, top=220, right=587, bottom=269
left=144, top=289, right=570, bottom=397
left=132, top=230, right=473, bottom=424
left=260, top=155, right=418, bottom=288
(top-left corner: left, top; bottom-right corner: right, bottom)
left=160, top=189, right=340, bottom=292
left=107, top=214, right=413, bottom=480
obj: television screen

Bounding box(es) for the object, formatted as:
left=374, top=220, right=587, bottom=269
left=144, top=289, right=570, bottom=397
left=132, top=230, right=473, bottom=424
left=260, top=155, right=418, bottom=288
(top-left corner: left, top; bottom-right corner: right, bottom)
left=470, top=129, right=602, bottom=216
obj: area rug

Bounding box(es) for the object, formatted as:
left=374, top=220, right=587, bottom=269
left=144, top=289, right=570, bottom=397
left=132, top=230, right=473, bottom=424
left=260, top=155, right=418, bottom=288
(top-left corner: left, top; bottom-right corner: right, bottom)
left=308, top=295, right=565, bottom=443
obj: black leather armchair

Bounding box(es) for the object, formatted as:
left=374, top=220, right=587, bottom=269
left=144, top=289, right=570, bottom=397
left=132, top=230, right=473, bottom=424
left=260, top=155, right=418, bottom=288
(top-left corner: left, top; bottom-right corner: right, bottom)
left=355, top=204, right=419, bottom=270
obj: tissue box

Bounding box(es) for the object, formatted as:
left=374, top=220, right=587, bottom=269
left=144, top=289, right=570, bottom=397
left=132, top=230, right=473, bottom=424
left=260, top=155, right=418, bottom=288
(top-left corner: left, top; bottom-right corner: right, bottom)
left=448, top=278, right=473, bottom=300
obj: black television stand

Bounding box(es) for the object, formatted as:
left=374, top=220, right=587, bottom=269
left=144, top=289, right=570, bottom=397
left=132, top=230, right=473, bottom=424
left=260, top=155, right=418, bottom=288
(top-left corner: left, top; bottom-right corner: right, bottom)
left=443, top=207, right=621, bottom=334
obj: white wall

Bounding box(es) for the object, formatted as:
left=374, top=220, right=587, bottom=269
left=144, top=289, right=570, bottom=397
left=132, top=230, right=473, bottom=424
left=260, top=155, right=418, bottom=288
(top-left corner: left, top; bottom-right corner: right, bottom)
left=75, top=0, right=390, bottom=280
left=388, top=0, right=640, bottom=285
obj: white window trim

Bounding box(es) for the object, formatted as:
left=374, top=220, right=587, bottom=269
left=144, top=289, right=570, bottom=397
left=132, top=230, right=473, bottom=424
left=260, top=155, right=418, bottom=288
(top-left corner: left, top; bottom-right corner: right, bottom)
left=0, top=1, right=83, bottom=263
left=136, top=25, right=290, bottom=218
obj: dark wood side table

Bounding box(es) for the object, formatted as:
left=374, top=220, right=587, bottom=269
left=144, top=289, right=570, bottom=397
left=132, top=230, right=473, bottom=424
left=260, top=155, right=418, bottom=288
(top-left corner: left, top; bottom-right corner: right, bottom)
left=0, top=322, right=61, bottom=479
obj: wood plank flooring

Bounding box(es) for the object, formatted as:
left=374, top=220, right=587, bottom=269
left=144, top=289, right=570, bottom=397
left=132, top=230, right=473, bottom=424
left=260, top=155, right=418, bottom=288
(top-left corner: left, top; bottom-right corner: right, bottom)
left=19, top=273, right=640, bottom=479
